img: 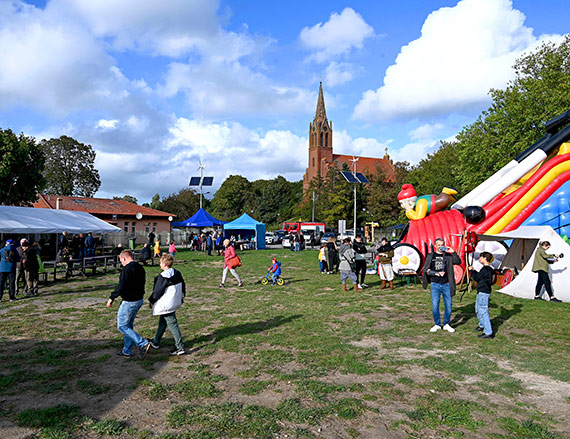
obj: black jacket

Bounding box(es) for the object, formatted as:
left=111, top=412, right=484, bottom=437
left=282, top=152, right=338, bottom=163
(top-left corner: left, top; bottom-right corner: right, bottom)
left=109, top=261, right=146, bottom=302
left=421, top=251, right=462, bottom=296
left=469, top=265, right=494, bottom=294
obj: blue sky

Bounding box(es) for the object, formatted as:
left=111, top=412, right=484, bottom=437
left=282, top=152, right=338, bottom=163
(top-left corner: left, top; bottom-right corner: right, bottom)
left=1, top=0, right=568, bottom=203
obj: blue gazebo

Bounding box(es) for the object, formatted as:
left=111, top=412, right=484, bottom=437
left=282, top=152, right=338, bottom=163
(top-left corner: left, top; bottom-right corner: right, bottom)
left=171, top=208, right=226, bottom=228
left=223, top=213, right=266, bottom=250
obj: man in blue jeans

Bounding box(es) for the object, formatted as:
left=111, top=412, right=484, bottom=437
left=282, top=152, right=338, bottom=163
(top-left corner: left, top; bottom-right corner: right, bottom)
left=421, top=238, right=462, bottom=334
left=106, top=250, right=151, bottom=358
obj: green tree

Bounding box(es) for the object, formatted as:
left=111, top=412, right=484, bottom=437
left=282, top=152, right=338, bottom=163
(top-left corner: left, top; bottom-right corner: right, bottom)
left=257, top=176, right=297, bottom=225
left=407, top=141, right=460, bottom=196
left=150, top=193, right=161, bottom=210
left=41, top=136, right=101, bottom=197
left=368, top=161, right=411, bottom=227
left=113, top=195, right=138, bottom=205
left=454, top=35, right=570, bottom=193
left=156, top=188, right=201, bottom=220
left=210, top=175, right=255, bottom=220
left=0, top=128, right=46, bottom=205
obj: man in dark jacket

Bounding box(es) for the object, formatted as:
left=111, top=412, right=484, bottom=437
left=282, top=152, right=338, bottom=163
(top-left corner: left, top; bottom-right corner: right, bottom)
left=353, top=235, right=368, bottom=288
left=422, top=238, right=461, bottom=334
left=20, top=240, right=39, bottom=296
left=106, top=250, right=151, bottom=358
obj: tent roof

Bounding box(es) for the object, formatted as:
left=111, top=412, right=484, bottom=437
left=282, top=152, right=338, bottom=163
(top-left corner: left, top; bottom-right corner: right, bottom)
left=0, top=205, right=121, bottom=234
left=171, top=208, right=226, bottom=228
left=224, top=213, right=264, bottom=230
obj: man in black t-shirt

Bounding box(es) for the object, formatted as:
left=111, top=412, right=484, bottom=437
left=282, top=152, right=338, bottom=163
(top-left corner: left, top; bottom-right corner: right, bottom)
left=422, top=238, right=461, bottom=334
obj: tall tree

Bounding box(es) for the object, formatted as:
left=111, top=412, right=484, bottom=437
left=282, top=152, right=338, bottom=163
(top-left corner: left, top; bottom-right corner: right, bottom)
left=257, top=176, right=296, bottom=225
left=114, top=195, right=138, bottom=205
left=210, top=175, right=255, bottom=220
left=157, top=188, right=200, bottom=220
left=41, top=135, right=101, bottom=197
left=406, top=141, right=460, bottom=196
left=368, top=161, right=411, bottom=227
left=454, top=35, right=570, bottom=193
left=0, top=128, right=45, bottom=205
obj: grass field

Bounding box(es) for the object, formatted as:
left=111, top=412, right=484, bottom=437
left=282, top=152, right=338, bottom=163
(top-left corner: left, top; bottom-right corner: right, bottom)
left=0, top=248, right=568, bottom=439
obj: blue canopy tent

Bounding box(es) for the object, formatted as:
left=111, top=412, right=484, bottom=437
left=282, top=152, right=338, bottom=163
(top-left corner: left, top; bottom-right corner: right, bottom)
left=223, top=213, right=266, bottom=250
left=171, top=208, right=227, bottom=228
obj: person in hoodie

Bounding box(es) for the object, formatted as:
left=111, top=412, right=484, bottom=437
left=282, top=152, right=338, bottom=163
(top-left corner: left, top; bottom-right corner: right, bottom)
left=268, top=257, right=282, bottom=285
left=147, top=253, right=186, bottom=356
left=339, top=237, right=361, bottom=292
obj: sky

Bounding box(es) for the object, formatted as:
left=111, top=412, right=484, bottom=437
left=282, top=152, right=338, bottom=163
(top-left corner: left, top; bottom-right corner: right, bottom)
left=0, top=0, right=568, bottom=204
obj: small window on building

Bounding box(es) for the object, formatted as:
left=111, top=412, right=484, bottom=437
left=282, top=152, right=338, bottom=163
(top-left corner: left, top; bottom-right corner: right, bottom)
left=153, top=223, right=157, bottom=233
left=123, top=222, right=129, bottom=233
left=131, top=222, right=136, bottom=234
left=313, top=157, right=315, bottom=167
left=145, top=224, right=150, bottom=233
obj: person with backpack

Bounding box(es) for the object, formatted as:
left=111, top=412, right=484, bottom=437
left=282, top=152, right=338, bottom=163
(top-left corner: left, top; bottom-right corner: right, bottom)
left=0, top=239, right=19, bottom=302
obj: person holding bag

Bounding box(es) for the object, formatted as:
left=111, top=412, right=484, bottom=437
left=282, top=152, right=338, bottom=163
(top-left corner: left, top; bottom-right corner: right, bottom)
left=219, top=239, right=243, bottom=288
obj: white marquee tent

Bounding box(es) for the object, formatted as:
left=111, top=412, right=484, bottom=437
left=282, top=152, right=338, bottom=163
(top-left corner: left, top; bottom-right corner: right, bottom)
left=478, top=226, right=570, bottom=302
left=0, top=205, right=121, bottom=234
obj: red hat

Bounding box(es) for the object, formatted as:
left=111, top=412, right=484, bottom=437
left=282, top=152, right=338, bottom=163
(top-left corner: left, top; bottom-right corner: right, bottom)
left=398, top=184, right=417, bottom=200
left=272, top=257, right=277, bottom=261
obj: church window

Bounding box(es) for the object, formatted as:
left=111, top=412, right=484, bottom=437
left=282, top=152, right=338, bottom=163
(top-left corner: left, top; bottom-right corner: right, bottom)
left=325, top=132, right=328, bottom=147
left=320, top=132, right=323, bottom=146
left=313, top=157, right=315, bottom=167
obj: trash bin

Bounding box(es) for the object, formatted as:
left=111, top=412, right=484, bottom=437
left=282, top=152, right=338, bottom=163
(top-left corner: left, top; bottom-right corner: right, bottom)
left=129, top=237, right=136, bottom=249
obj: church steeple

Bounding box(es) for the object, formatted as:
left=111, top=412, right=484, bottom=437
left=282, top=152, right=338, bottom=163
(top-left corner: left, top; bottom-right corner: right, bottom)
left=315, top=81, right=327, bottom=121
left=309, top=82, right=333, bottom=150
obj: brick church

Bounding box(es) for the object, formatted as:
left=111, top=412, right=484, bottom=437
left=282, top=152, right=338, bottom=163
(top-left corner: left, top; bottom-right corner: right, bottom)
left=302, top=82, right=395, bottom=192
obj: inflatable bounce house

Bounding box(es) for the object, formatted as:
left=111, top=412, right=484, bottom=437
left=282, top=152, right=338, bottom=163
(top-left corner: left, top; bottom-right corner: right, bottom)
left=392, top=109, right=570, bottom=302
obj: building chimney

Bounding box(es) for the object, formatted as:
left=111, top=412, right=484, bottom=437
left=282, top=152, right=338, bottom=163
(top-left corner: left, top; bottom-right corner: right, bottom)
left=56, top=198, right=62, bottom=210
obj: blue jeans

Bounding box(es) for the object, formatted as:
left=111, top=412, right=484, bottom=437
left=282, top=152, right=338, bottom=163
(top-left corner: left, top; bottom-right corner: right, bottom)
left=294, top=242, right=301, bottom=252
left=271, top=273, right=280, bottom=283
left=117, top=299, right=147, bottom=355
left=431, top=282, right=452, bottom=326
left=475, top=292, right=492, bottom=335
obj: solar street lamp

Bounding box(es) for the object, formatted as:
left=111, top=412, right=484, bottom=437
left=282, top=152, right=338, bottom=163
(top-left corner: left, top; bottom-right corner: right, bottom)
left=340, top=157, right=369, bottom=238
left=189, top=160, right=214, bottom=209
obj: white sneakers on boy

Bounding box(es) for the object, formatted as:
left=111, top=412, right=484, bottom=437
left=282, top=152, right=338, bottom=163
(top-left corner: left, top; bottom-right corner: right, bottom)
left=429, top=325, right=441, bottom=333
left=443, top=324, right=455, bottom=333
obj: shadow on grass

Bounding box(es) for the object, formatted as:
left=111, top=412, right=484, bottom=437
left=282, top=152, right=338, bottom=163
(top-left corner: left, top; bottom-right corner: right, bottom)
left=188, top=315, right=303, bottom=349
left=491, top=303, right=523, bottom=334
left=450, top=300, right=524, bottom=335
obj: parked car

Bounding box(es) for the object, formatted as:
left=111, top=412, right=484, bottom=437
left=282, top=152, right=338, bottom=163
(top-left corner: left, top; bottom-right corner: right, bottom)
left=282, top=236, right=306, bottom=250
left=273, top=230, right=287, bottom=244
left=319, top=232, right=338, bottom=244
left=265, top=232, right=278, bottom=244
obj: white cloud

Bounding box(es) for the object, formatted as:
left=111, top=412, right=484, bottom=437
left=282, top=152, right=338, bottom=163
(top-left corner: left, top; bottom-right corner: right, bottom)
left=97, top=119, right=119, bottom=130
left=56, top=0, right=221, bottom=57
left=353, top=0, right=565, bottom=121
left=333, top=130, right=391, bottom=159
left=158, top=60, right=314, bottom=118
left=409, top=123, right=444, bottom=141
left=325, top=62, right=359, bottom=87
left=300, top=8, right=374, bottom=63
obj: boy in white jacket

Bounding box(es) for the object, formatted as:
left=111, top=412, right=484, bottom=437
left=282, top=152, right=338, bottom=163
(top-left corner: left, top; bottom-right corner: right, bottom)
left=148, top=253, right=186, bottom=355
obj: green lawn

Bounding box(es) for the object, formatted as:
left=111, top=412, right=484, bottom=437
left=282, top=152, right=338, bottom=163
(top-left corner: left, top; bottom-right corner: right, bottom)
left=0, top=248, right=568, bottom=438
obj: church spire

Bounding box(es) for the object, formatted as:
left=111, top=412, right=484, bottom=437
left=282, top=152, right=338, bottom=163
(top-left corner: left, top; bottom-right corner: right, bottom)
left=315, top=81, right=327, bottom=121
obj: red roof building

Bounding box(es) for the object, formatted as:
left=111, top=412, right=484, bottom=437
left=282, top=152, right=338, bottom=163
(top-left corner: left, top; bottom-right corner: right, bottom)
left=34, top=194, right=174, bottom=239
left=303, top=82, right=395, bottom=192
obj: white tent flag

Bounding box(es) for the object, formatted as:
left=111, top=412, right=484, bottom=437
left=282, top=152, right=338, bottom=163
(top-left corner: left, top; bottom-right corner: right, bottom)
left=0, top=205, right=121, bottom=234
left=478, top=226, right=570, bottom=303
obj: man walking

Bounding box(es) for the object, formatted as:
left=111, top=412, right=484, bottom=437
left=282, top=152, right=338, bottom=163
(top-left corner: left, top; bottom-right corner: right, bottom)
left=422, top=238, right=461, bottom=333
left=353, top=235, right=368, bottom=288
left=0, top=239, right=19, bottom=302
left=20, top=240, right=40, bottom=296
left=106, top=250, right=151, bottom=358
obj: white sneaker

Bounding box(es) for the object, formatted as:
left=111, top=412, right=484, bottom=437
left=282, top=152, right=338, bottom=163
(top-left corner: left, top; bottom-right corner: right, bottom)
left=443, top=324, right=455, bottom=333
left=429, top=325, right=441, bottom=333
left=361, top=283, right=369, bottom=288
left=357, top=284, right=362, bottom=289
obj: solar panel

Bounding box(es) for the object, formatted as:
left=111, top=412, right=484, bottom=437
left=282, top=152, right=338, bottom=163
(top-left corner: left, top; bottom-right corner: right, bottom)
left=201, top=176, right=214, bottom=186
left=355, top=172, right=369, bottom=183
left=189, top=176, right=201, bottom=186
left=341, top=171, right=359, bottom=183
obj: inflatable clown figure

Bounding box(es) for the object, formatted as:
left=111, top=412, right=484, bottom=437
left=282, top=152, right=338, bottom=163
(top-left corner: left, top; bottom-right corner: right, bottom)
left=398, top=184, right=458, bottom=220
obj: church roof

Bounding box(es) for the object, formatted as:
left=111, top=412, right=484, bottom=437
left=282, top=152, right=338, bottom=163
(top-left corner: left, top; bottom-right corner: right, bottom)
left=333, top=154, right=395, bottom=181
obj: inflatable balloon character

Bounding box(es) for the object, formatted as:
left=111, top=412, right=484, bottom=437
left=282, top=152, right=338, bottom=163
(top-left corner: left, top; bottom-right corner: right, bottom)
left=398, top=184, right=458, bottom=220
